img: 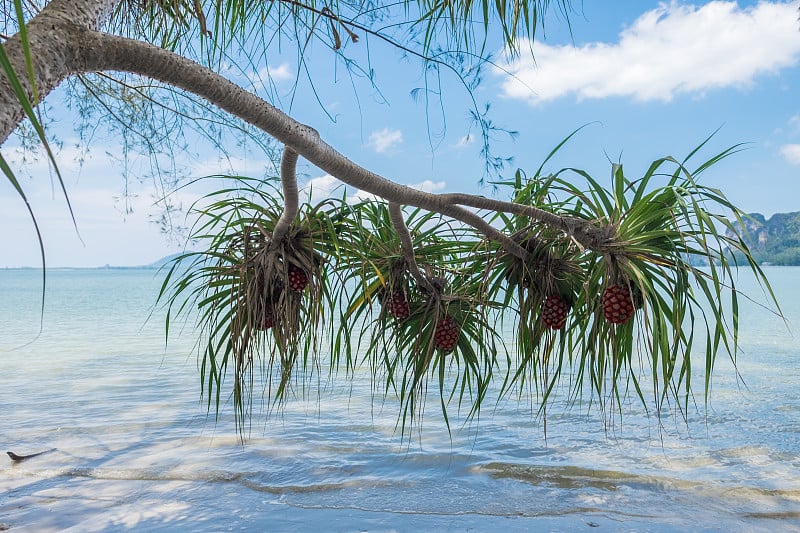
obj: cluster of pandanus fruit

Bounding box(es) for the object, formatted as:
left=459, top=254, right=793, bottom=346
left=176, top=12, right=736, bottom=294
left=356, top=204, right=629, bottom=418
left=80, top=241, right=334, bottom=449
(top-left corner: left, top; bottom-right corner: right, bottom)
left=249, top=227, right=646, bottom=356
left=373, top=280, right=642, bottom=355
left=259, top=263, right=465, bottom=354
left=379, top=286, right=461, bottom=353
left=255, top=264, right=308, bottom=331
left=539, top=283, right=640, bottom=330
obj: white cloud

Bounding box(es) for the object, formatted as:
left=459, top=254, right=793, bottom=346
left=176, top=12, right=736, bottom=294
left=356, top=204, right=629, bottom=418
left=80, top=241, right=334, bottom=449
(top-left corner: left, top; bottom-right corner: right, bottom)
left=266, top=64, right=293, bottom=82
left=301, top=176, right=445, bottom=204
left=368, top=128, right=403, bottom=153
left=302, top=174, right=345, bottom=204
left=780, top=144, right=800, bottom=165
left=409, top=180, right=446, bottom=193
left=188, top=155, right=273, bottom=178
left=248, top=63, right=294, bottom=87
left=455, top=134, right=474, bottom=148
left=0, top=140, right=222, bottom=267
left=4, top=143, right=116, bottom=177
left=350, top=188, right=380, bottom=203
left=501, top=1, right=800, bottom=104
left=0, top=181, right=198, bottom=267
left=301, top=174, right=377, bottom=204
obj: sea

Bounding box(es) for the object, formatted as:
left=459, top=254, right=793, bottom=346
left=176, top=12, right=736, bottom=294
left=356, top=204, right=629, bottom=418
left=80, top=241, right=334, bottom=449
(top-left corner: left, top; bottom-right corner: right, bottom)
left=1, top=267, right=799, bottom=532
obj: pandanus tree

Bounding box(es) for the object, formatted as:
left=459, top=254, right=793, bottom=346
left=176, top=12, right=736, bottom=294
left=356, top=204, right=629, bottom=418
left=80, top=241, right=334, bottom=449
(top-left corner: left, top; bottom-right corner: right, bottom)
left=0, top=0, right=777, bottom=434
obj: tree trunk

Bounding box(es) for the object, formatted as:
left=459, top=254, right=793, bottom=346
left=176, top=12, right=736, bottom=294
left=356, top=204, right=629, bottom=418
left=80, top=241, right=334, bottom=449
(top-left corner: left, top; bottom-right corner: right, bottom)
left=0, top=0, right=117, bottom=144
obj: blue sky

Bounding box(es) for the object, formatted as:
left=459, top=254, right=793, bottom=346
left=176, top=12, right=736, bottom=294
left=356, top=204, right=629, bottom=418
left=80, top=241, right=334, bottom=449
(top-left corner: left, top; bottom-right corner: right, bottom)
left=1, top=0, right=799, bottom=267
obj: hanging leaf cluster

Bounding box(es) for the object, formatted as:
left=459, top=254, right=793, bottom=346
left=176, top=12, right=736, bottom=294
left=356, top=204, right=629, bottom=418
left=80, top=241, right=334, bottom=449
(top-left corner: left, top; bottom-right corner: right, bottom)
left=160, top=142, right=777, bottom=434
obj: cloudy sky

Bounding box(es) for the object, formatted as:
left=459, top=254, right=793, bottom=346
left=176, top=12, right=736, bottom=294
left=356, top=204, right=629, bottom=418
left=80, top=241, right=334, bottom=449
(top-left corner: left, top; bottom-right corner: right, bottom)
left=1, top=0, right=799, bottom=267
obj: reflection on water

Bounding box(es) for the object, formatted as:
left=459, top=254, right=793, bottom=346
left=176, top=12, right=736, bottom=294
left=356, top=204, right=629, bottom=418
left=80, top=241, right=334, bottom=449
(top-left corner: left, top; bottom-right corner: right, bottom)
left=1, top=268, right=799, bottom=532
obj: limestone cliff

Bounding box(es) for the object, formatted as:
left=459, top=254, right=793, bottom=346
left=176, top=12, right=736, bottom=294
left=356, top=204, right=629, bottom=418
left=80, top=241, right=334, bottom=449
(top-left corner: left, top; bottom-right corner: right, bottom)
left=728, top=212, right=800, bottom=265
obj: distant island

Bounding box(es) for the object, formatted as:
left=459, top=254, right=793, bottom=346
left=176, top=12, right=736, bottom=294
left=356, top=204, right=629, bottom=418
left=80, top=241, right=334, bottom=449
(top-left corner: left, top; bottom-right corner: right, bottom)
left=1, top=253, right=188, bottom=270
left=94, top=253, right=184, bottom=270
left=727, top=211, right=800, bottom=266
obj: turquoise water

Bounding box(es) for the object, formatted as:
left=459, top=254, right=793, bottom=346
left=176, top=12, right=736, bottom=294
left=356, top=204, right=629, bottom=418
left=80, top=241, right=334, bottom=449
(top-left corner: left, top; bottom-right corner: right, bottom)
left=1, top=268, right=799, bottom=532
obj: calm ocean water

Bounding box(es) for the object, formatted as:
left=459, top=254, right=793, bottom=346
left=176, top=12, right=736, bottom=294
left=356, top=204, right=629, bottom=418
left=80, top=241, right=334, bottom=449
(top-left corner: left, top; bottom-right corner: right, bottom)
left=1, top=267, right=799, bottom=532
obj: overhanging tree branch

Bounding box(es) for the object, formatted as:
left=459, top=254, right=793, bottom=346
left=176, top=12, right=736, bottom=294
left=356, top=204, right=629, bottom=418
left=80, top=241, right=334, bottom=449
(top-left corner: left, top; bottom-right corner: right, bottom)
left=0, top=2, right=602, bottom=261
left=4, top=21, right=534, bottom=257
left=270, top=145, right=299, bottom=246
left=388, top=202, right=430, bottom=288
left=440, top=192, right=616, bottom=250
left=80, top=29, right=578, bottom=259
left=0, top=0, right=119, bottom=140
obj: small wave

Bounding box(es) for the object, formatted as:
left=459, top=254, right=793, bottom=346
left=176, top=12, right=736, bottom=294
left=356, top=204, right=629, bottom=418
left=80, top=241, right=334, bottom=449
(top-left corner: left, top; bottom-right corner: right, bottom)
left=743, top=511, right=800, bottom=520
left=41, top=466, right=401, bottom=496
left=478, top=462, right=693, bottom=492
left=478, top=462, right=800, bottom=501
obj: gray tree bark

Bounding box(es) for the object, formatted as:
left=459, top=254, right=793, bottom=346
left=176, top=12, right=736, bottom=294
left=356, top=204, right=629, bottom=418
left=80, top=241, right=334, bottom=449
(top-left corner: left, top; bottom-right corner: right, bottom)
left=0, top=0, right=118, bottom=142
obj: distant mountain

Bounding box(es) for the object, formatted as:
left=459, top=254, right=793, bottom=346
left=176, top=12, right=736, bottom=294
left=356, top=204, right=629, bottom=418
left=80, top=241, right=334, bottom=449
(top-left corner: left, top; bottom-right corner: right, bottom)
left=90, top=252, right=184, bottom=270
left=143, top=253, right=184, bottom=269
left=727, top=211, right=800, bottom=265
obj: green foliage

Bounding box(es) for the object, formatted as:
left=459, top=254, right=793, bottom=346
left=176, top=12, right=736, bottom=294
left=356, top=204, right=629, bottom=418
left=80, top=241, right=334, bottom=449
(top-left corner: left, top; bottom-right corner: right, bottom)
left=331, top=202, right=502, bottom=432
left=491, top=141, right=777, bottom=418
left=161, top=141, right=778, bottom=436
left=159, top=177, right=342, bottom=429
left=116, top=0, right=572, bottom=56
